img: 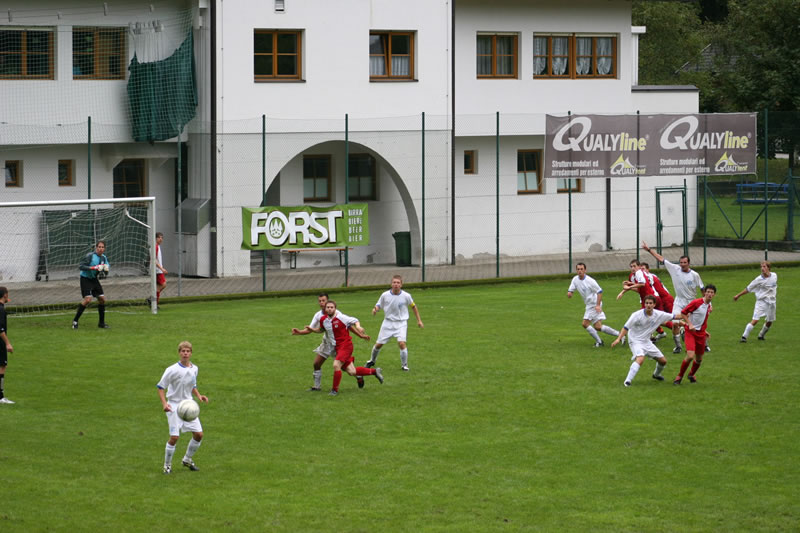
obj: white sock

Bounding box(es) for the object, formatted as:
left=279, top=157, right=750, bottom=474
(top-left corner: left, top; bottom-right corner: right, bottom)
left=673, top=335, right=681, bottom=349
left=654, top=362, right=665, bottom=377
left=601, top=325, right=619, bottom=337
left=164, top=443, right=176, bottom=466
left=400, top=349, right=408, bottom=366
left=743, top=323, right=754, bottom=339
left=313, top=369, right=322, bottom=389
left=585, top=326, right=602, bottom=343
left=370, top=346, right=381, bottom=363
left=183, top=438, right=201, bottom=461
left=759, top=324, right=770, bottom=338
left=625, top=361, right=641, bottom=383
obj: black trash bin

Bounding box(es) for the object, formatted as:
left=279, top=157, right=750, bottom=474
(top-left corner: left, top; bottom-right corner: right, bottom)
left=392, top=231, right=411, bottom=266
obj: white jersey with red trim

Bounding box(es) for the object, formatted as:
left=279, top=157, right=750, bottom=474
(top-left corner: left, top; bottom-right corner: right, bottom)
left=681, top=298, right=712, bottom=332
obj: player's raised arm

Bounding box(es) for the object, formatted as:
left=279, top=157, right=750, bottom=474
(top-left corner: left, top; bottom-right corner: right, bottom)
left=642, top=240, right=665, bottom=263
left=291, top=326, right=312, bottom=335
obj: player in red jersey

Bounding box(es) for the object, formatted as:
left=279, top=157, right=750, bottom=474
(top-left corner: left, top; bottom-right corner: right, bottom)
left=618, top=260, right=669, bottom=341
left=312, top=300, right=383, bottom=396
left=673, top=284, right=716, bottom=385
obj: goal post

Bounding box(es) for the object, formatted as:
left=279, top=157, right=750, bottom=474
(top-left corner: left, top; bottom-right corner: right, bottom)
left=0, top=197, right=157, bottom=315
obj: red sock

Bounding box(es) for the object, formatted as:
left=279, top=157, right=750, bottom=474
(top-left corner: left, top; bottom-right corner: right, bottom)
left=689, top=361, right=701, bottom=376
left=677, top=359, right=691, bottom=378
left=355, top=366, right=376, bottom=376
left=665, top=321, right=674, bottom=329
left=333, top=370, right=342, bottom=391
left=657, top=326, right=664, bottom=334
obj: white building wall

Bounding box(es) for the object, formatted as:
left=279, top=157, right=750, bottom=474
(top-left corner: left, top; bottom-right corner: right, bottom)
left=2, top=0, right=701, bottom=279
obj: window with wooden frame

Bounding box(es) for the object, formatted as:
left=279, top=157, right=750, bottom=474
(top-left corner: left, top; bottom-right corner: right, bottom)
left=348, top=154, right=377, bottom=201
left=0, top=28, right=54, bottom=79
left=4, top=161, right=22, bottom=187
left=517, top=150, right=542, bottom=194
left=113, top=159, right=146, bottom=198
left=464, top=150, right=477, bottom=174
left=477, top=33, right=518, bottom=78
left=369, top=31, right=414, bottom=80
left=254, top=30, right=302, bottom=80
left=303, top=155, right=331, bottom=202
left=557, top=178, right=583, bottom=193
left=73, top=27, right=126, bottom=80
left=59, top=160, right=75, bottom=187
left=533, top=34, right=617, bottom=79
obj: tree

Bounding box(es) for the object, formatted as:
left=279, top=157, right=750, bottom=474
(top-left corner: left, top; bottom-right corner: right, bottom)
left=713, top=0, right=800, bottom=168
left=632, top=1, right=707, bottom=85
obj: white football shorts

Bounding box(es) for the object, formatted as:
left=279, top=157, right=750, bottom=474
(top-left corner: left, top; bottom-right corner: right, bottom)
left=583, top=304, right=607, bottom=323
left=166, top=402, right=203, bottom=436
left=314, top=340, right=335, bottom=359
left=673, top=298, right=691, bottom=316
left=377, top=320, right=408, bottom=344
left=752, top=300, right=777, bottom=322
left=628, top=339, right=664, bottom=361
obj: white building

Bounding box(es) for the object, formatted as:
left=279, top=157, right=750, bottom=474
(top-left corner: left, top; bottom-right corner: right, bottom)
left=0, top=0, right=698, bottom=282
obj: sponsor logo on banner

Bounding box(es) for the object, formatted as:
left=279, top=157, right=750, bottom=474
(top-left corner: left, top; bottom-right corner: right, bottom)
left=241, top=204, right=369, bottom=250
left=610, top=154, right=647, bottom=176
left=544, top=113, right=757, bottom=179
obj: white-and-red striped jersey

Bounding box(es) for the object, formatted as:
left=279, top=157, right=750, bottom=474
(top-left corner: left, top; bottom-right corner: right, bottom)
left=682, top=298, right=712, bottom=332
left=321, top=311, right=359, bottom=347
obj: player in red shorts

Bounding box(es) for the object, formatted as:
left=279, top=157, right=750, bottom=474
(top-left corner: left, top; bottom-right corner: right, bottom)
left=618, top=260, right=668, bottom=341
left=674, top=284, right=716, bottom=385
left=312, top=300, right=384, bottom=395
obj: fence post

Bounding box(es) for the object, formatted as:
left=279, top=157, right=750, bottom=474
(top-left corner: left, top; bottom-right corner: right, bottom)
left=703, top=175, right=708, bottom=266
left=87, top=117, right=92, bottom=201
left=261, top=114, right=267, bottom=292
left=635, top=110, right=640, bottom=262
left=764, top=107, right=769, bottom=260
left=568, top=110, right=573, bottom=272
left=345, top=113, right=350, bottom=286
left=421, top=112, right=426, bottom=283
left=496, top=111, right=500, bottom=279
left=177, top=129, right=183, bottom=296
left=787, top=170, right=794, bottom=243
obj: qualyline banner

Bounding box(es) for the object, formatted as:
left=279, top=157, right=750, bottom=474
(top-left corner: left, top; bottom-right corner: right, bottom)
left=242, top=204, right=369, bottom=250
left=544, top=113, right=757, bottom=179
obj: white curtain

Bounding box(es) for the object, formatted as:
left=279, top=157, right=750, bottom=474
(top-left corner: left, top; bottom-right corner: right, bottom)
left=553, top=37, right=568, bottom=75
left=477, top=36, right=492, bottom=75
left=576, top=37, right=592, bottom=75
left=597, top=37, right=612, bottom=75
left=533, top=37, right=547, bottom=75
left=392, top=56, right=409, bottom=76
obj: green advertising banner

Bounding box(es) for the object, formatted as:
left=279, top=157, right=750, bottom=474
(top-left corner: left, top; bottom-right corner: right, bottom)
left=242, top=204, right=369, bottom=250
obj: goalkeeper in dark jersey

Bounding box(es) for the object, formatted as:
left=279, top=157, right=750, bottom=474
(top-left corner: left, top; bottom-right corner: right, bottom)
left=72, top=240, right=111, bottom=329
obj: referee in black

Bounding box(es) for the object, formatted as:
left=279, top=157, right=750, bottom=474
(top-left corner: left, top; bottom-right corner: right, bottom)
left=72, top=240, right=111, bottom=329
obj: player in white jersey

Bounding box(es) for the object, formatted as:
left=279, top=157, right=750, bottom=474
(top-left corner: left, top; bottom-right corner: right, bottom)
left=611, top=295, right=685, bottom=387
left=291, top=293, right=363, bottom=391
left=567, top=262, right=621, bottom=347
left=734, top=261, right=778, bottom=342
left=365, top=275, right=423, bottom=371
left=642, top=241, right=704, bottom=354
left=157, top=341, right=209, bottom=474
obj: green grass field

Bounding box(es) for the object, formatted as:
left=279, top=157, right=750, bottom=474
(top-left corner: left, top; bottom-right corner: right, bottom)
left=2, top=267, right=799, bottom=532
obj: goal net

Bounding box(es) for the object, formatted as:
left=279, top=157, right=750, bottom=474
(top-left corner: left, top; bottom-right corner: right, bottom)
left=0, top=197, right=156, bottom=315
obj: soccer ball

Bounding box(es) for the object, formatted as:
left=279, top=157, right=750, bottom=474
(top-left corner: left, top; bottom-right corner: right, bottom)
left=177, top=399, right=200, bottom=422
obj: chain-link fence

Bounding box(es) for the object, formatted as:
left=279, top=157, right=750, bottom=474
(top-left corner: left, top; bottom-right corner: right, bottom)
left=697, top=110, right=800, bottom=256
left=8, top=109, right=799, bottom=311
